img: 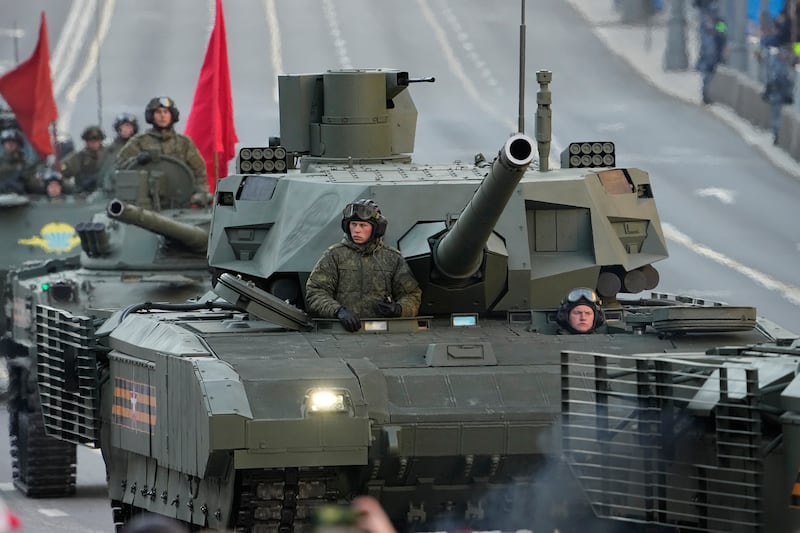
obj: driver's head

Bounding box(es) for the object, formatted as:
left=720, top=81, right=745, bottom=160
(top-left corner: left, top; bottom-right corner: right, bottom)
left=556, top=287, right=605, bottom=334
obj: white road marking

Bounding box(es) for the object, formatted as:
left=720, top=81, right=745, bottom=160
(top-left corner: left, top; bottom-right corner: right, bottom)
left=0, top=483, right=14, bottom=492
left=439, top=2, right=504, bottom=97
left=695, top=187, right=736, bottom=204
left=52, top=0, right=93, bottom=99
left=416, top=0, right=516, bottom=135
left=38, top=508, right=69, bottom=517
left=59, top=0, right=115, bottom=136
left=264, top=0, right=284, bottom=104
left=663, top=222, right=800, bottom=306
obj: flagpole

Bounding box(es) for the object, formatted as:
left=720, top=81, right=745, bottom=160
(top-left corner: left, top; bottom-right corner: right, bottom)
left=213, top=151, right=220, bottom=188
left=50, top=122, right=59, bottom=168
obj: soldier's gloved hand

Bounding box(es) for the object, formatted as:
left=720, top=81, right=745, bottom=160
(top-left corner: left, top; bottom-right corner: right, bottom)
left=136, top=152, right=152, bottom=165
left=376, top=301, right=402, bottom=317
left=335, top=306, right=361, bottom=332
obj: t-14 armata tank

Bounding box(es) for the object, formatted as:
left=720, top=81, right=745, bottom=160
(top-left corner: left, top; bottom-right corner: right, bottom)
left=31, top=68, right=797, bottom=533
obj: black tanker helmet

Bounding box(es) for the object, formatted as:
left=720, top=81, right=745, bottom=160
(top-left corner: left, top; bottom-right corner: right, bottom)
left=555, top=287, right=605, bottom=333
left=144, top=96, right=180, bottom=126
left=341, top=199, right=388, bottom=241
left=113, top=112, right=139, bottom=135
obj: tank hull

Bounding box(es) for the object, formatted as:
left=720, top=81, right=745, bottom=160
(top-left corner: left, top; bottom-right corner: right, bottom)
left=79, top=307, right=777, bottom=531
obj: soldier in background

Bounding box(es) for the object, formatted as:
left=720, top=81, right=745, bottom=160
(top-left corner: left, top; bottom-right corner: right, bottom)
left=0, top=128, right=40, bottom=194
left=305, top=199, right=422, bottom=332
left=106, top=112, right=139, bottom=159
left=60, top=125, right=110, bottom=194
left=41, top=168, right=68, bottom=199
left=763, top=45, right=797, bottom=145
left=116, top=96, right=210, bottom=204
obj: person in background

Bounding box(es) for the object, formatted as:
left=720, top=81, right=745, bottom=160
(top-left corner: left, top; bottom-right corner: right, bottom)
left=41, top=168, right=68, bottom=199
left=555, top=287, right=605, bottom=334
left=696, top=9, right=728, bottom=105
left=116, top=96, right=210, bottom=205
left=763, top=44, right=797, bottom=144
left=107, top=112, right=139, bottom=159
left=60, top=125, right=110, bottom=194
left=0, top=128, right=40, bottom=194
left=305, top=199, right=422, bottom=333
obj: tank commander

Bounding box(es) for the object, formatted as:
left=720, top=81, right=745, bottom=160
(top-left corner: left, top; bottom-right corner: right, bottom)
left=0, top=128, right=40, bottom=194
left=305, top=199, right=422, bottom=332
left=116, top=96, right=210, bottom=205
left=59, top=125, right=110, bottom=194
left=555, top=287, right=605, bottom=334
left=107, top=112, right=139, bottom=159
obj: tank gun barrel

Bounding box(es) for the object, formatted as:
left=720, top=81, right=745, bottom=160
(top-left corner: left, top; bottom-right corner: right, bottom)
left=433, top=133, right=534, bottom=279
left=407, top=77, right=435, bottom=83
left=106, top=199, right=208, bottom=253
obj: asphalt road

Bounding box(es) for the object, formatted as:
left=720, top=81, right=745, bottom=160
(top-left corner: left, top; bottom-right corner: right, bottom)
left=1, top=0, right=800, bottom=528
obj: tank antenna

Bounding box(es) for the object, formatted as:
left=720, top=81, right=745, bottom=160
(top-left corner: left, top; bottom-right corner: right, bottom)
left=94, top=3, right=104, bottom=128
left=517, top=0, right=526, bottom=134
left=535, top=70, right=552, bottom=172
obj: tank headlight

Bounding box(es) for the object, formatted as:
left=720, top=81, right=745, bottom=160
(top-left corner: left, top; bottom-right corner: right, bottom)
left=304, top=388, right=351, bottom=415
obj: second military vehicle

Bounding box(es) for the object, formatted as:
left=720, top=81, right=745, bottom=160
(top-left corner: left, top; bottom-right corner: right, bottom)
left=25, top=67, right=799, bottom=533
left=2, top=163, right=212, bottom=498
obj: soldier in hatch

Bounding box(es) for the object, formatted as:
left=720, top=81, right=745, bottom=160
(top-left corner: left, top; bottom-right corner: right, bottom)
left=555, top=287, right=605, bottom=334
left=0, top=128, right=40, bottom=194
left=305, top=199, right=422, bottom=333
left=116, top=96, right=210, bottom=204
left=59, top=125, right=111, bottom=194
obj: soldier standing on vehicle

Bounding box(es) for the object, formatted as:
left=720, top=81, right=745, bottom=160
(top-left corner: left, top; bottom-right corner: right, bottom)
left=0, top=128, right=40, bottom=194
left=305, top=199, right=422, bottom=332
left=106, top=112, right=139, bottom=159
left=763, top=45, right=797, bottom=145
left=116, top=96, right=210, bottom=204
left=59, top=125, right=111, bottom=194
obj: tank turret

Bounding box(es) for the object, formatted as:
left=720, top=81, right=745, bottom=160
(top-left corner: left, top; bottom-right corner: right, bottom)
left=106, top=199, right=209, bottom=253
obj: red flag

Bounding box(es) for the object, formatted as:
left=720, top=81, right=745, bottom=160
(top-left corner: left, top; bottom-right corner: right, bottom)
left=0, top=12, right=58, bottom=158
left=184, top=0, right=238, bottom=193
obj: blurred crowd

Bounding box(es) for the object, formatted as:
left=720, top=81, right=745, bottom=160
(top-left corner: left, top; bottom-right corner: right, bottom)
left=0, top=95, right=212, bottom=206
left=695, top=0, right=799, bottom=143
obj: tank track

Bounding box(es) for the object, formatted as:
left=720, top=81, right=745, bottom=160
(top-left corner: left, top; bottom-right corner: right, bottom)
left=7, top=356, right=77, bottom=498
left=110, top=467, right=345, bottom=532
left=232, top=467, right=345, bottom=533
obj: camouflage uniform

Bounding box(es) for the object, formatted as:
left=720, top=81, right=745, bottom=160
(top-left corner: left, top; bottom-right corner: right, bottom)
left=116, top=128, right=209, bottom=195
left=305, top=237, right=422, bottom=319
left=60, top=146, right=112, bottom=193
left=0, top=150, right=40, bottom=194
left=106, top=136, right=129, bottom=160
